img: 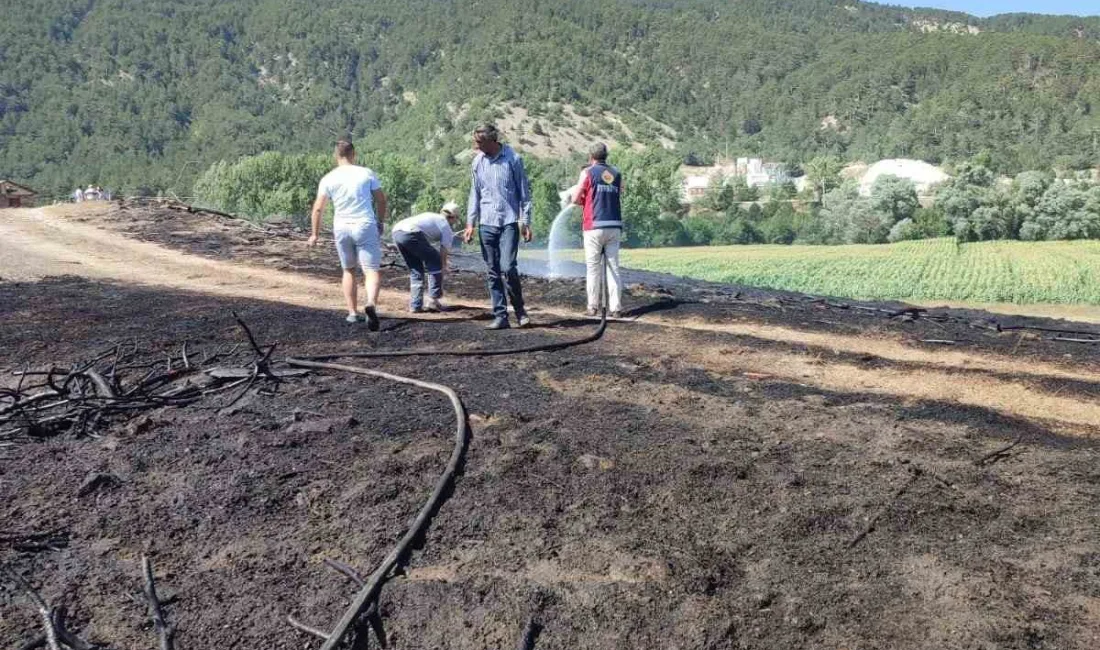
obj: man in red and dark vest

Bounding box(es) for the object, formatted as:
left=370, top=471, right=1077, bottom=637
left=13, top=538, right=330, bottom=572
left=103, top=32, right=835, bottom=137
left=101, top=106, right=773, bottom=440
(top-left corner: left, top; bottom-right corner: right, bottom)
left=572, top=142, right=624, bottom=317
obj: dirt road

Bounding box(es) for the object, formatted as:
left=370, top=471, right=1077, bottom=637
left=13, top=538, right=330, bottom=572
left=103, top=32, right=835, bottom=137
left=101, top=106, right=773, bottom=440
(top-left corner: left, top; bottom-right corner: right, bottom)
left=0, top=207, right=397, bottom=310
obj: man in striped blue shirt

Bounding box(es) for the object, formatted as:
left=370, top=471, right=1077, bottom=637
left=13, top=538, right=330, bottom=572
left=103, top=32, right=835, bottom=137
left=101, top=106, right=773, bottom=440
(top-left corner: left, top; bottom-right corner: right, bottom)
left=463, top=124, right=533, bottom=330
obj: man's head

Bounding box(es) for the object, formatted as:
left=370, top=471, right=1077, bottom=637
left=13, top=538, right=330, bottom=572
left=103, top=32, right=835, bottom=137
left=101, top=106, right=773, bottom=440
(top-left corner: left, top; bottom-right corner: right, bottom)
left=440, top=201, right=460, bottom=224
left=589, top=142, right=609, bottom=164
left=473, top=124, right=501, bottom=157
left=335, top=140, right=356, bottom=164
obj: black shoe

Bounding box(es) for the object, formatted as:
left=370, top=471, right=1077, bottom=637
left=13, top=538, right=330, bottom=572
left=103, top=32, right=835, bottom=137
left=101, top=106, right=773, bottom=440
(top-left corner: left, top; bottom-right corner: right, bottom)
left=485, top=316, right=510, bottom=330
left=365, top=305, right=380, bottom=331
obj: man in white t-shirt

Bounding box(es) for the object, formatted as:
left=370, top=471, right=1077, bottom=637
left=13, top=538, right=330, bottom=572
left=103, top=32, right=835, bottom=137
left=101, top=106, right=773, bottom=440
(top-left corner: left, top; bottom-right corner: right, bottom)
left=391, top=202, right=460, bottom=312
left=308, top=140, right=389, bottom=330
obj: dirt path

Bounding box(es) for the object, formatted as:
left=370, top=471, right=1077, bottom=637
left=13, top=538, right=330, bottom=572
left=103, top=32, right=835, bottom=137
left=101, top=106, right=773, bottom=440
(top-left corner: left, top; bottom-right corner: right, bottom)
left=3, top=206, right=1099, bottom=435
left=0, top=207, right=405, bottom=311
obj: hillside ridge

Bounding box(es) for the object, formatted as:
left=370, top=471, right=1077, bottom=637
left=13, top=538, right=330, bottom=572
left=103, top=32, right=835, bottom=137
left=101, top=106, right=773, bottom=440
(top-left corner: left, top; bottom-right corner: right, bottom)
left=2, top=0, right=1100, bottom=195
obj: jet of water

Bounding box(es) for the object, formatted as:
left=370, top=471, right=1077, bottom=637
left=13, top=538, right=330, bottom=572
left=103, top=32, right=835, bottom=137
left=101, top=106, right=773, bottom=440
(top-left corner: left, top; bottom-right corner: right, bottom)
left=547, top=204, right=581, bottom=279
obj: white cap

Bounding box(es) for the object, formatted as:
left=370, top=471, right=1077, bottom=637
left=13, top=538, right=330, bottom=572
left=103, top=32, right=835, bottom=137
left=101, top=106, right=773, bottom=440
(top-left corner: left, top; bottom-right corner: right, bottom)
left=441, top=201, right=460, bottom=216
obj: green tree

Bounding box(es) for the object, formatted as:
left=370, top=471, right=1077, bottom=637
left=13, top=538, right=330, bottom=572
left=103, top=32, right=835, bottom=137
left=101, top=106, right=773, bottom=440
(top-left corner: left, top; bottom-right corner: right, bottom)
left=759, top=203, right=801, bottom=244
left=820, top=182, right=891, bottom=244
left=612, top=148, right=683, bottom=247
left=729, top=175, right=760, bottom=202
left=1021, top=183, right=1100, bottom=241
left=870, top=175, right=919, bottom=224
left=412, top=185, right=445, bottom=215
left=804, top=156, right=843, bottom=203
left=698, top=175, right=736, bottom=212
left=681, top=212, right=719, bottom=245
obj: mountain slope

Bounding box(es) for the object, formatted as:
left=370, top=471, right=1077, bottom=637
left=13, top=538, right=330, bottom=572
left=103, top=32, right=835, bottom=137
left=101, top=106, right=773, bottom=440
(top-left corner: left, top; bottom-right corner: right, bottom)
left=2, top=0, right=1100, bottom=196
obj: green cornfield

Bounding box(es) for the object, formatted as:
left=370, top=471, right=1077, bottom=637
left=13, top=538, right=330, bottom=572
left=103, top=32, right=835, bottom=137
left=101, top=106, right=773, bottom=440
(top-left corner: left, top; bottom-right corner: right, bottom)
left=544, top=238, right=1100, bottom=304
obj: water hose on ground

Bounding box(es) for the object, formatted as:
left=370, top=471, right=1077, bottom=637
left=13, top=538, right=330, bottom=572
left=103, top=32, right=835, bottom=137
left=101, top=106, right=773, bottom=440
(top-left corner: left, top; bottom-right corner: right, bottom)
left=302, top=254, right=612, bottom=361
left=283, top=358, right=471, bottom=650
left=284, top=252, right=611, bottom=648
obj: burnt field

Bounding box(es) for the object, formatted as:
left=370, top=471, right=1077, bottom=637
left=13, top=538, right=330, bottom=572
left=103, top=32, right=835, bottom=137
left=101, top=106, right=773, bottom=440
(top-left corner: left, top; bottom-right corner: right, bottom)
left=2, top=204, right=1099, bottom=649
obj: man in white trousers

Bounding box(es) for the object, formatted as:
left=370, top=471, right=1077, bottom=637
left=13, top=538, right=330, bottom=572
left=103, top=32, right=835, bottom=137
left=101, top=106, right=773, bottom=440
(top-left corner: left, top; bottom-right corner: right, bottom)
left=572, top=142, right=624, bottom=317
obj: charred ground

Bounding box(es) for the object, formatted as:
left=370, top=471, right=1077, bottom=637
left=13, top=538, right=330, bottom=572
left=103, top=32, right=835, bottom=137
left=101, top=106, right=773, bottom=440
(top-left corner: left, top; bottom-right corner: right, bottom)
left=1, top=205, right=1099, bottom=649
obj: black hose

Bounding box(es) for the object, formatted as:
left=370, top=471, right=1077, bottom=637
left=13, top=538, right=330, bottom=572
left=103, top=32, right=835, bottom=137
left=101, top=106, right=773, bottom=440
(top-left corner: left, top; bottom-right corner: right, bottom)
left=301, top=314, right=607, bottom=360
left=284, top=357, right=471, bottom=650
left=284, top=253, right=611, bottom=648
left=299, top=253, right=612, bottom=361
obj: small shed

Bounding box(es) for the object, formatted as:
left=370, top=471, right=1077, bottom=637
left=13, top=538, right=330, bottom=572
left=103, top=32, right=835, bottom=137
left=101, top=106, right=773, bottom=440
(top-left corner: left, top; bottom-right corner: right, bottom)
left=0, top=180, right=37, bottom=208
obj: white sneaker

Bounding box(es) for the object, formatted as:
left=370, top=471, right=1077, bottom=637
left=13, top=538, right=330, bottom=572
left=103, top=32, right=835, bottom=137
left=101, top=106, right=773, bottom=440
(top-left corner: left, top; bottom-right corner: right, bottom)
left=426, top=298, right=448, bottom=312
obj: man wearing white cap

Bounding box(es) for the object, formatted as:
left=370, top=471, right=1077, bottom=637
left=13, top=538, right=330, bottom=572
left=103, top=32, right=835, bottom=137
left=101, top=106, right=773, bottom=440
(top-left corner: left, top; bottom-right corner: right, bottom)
left=391, top=202, right=460, bottom=312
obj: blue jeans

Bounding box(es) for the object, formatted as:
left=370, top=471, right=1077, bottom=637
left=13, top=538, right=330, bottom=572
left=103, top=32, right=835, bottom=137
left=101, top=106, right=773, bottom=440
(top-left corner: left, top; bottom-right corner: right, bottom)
left=479, top=223, right=526, bottom=319
left=393, top=230, right=443, bottom=310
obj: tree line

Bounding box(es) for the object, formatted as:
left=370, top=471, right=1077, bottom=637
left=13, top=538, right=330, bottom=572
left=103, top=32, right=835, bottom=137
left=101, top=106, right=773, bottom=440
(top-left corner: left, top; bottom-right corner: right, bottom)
left=193, top=145, right=1100, bottom=248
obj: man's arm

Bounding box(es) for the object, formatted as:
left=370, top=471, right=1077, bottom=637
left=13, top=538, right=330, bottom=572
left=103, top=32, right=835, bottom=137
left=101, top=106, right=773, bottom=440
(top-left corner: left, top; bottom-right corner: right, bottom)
left=372, top=188, right=388, bottom=234
left=572, top=168, right=591, bottom=206
left=308, top=192, right=328, bottom=247
left=513, top=154, right=533, bottom=242
left=514, top=155, right=533, bottom=226
left=440, top=218, right=457, bottom=271
left=464, top=166, right=480, bottom=242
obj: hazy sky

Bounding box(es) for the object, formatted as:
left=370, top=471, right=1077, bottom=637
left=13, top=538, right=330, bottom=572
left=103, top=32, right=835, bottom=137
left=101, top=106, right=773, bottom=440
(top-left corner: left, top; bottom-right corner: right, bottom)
left=893, top=1, right=1099, bottom=16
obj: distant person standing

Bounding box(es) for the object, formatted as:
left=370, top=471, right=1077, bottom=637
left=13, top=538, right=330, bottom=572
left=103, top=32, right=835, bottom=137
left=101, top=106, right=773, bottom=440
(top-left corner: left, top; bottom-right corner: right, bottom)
left=73, top=187, right=84, bottom=203
left=391, top=202, right=460, bottom=313
left=572, top=142, right=624, bottom=318
left=308, top=140, right=389, bottom=330
left=463, top=124, right=533, bottom=330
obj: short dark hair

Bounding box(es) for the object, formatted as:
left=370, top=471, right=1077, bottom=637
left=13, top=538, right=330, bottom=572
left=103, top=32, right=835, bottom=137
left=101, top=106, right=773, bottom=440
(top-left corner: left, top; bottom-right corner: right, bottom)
left=474, top=124, right=499, bottom=144
left=589, top=142, right=609, bottom=162
left=335, top=140, right=355, bottom=159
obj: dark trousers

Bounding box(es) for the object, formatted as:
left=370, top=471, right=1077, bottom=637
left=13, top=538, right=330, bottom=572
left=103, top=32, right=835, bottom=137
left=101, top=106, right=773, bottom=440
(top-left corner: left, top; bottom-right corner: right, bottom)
left=393, top=230, right=443, bottom=309
left=479, top=223, right=526, bottom=319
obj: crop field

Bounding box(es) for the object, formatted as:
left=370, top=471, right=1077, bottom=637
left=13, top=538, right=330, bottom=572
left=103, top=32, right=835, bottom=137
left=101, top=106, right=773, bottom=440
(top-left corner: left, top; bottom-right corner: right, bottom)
left=556, top=238, right=1100, bottom=305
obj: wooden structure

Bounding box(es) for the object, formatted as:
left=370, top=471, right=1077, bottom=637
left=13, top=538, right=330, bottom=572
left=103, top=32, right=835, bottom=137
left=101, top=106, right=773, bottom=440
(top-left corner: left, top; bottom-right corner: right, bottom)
left=0, top=180, right=37, bottom=208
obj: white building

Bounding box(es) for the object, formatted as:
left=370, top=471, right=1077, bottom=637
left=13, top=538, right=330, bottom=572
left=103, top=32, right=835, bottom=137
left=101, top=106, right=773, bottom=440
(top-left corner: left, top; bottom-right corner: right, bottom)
left=680, top=155, right=804, bottom=203
left=682, top=174, right=712, bottom=201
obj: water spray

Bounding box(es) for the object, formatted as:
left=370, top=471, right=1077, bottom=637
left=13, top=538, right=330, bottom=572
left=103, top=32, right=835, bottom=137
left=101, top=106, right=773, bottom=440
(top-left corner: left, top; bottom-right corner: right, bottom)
left=547, top=204, right=580, bottom=279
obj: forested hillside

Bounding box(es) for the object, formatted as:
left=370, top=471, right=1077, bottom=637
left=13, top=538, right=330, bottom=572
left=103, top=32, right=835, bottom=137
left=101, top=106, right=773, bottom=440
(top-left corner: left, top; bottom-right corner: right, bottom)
left=3, top=0, right=1100, bottom=196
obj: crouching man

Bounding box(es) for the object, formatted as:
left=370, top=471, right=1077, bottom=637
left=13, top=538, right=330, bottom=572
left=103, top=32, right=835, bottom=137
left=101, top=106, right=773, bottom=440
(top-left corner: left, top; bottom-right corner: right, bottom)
left=391, top=202, right=460, bottom=312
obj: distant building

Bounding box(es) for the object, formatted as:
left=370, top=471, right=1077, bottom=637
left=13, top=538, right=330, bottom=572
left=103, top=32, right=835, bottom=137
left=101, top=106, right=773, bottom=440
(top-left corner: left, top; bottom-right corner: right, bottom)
left=757, top=162, right=791, bottom=188
left=681, top=156, right=795, bottom=202
left=0, top=180, right=37, bottom=208
left=736, top=157, right=763, bottom=176
left=734, top=157, right=789, bottom=188
left=683, top=174, right=712, bottom=201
